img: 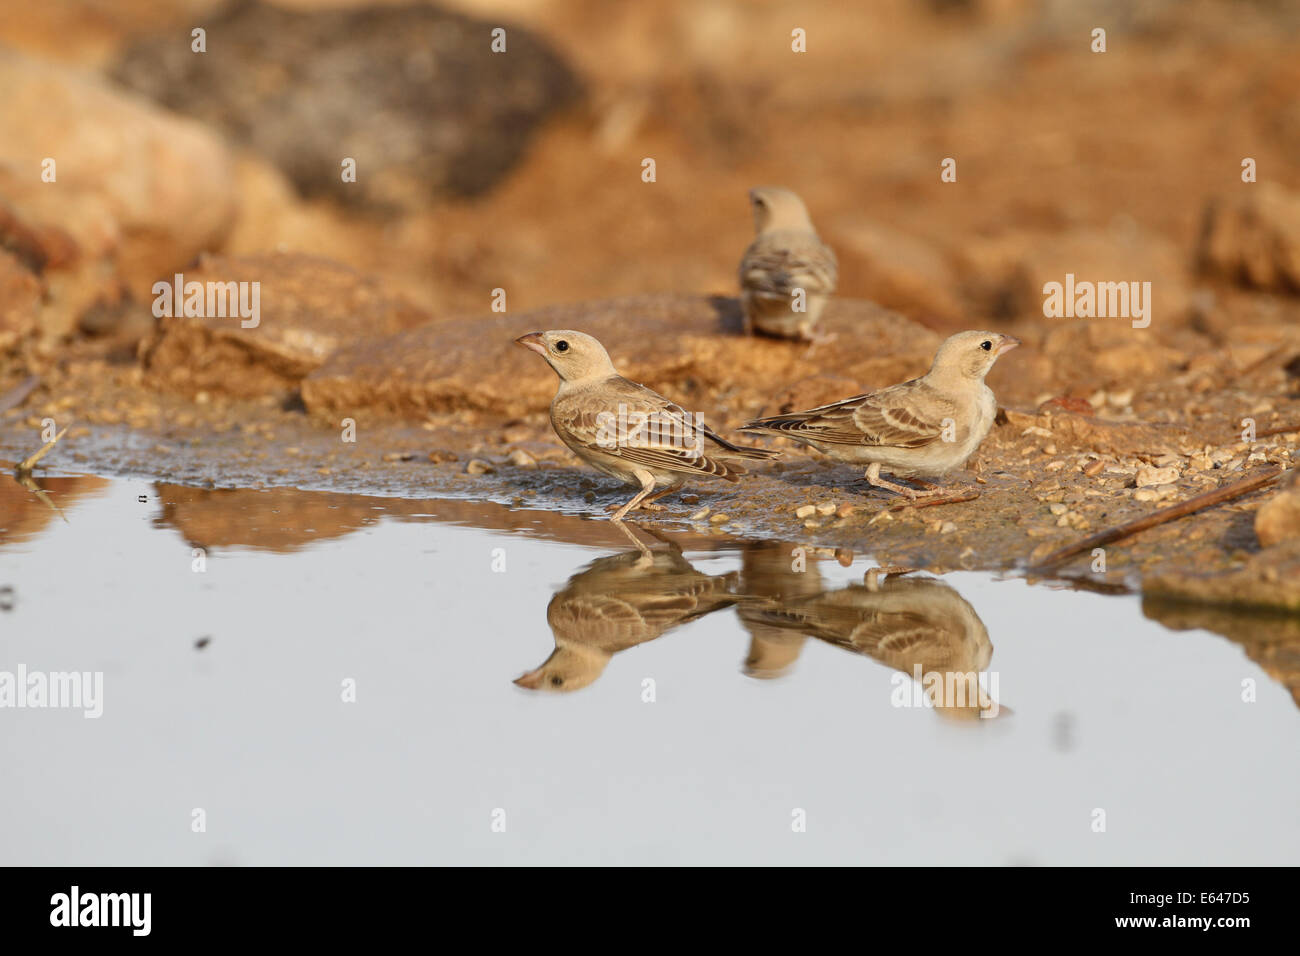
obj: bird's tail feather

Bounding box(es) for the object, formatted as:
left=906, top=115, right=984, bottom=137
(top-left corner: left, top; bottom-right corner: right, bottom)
left=707, top=428, right=781, bottom=460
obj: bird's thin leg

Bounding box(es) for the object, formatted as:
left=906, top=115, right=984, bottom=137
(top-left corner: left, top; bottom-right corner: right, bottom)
left=638, top=486, right=678, bottom=511
left=610, top=471, right=656, bottom=522
left=864, top=462, right=919, bottom=499
left=613, top=519, right=654, bottom=560
left=608, top=484, right=675, bottom=515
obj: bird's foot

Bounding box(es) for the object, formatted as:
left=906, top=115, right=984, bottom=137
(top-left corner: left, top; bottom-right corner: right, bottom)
left=865, top=472, right=941, bottom=500
left=605, top=501, right=666, bottom=515
left=863, top=565, right=918, bottom=591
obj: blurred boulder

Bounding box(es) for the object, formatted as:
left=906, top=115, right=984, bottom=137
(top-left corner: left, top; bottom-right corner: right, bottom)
left=1197, top=182, right=1300, bottom=293
left=141, top=252, right=431, bottom=398
left=832, top=220, right=965, bottom=325
left=0, top=48, right=235, bottom=337
left=1033, top=321, right=1188, bottom=392
left=0, top=250, right=42, bottom=353
left=1145, top=537, right=1300, bottom=616
left=1256, top=468, right=1300, bottom=548
left=111, top=0, right=581, bottom=211
left=300, top=294, right=939, bottom=420
left=956, top=226, right=1192, bottom=325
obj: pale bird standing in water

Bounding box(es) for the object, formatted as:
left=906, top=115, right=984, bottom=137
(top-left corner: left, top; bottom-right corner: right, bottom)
left=516, top=330, right=777, bottom=520
left=514, top=545, right=739, bottom=692
left=738, top=186, right=838, bottom=342
left=742, top=330, right=1019, bottom=498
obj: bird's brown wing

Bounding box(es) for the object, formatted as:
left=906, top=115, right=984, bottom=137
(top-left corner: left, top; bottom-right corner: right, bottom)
left=740, top=234, right=838, bottom=298
left=555, top=380, right=747, bottom=479
left=752, top=593, right=947, bottom=661
left=745, top=381, right=953, bottom=448
left=549, top=552, right=739, bottom=649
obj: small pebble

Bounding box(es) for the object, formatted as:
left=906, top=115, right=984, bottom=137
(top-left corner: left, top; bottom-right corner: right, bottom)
left=709, top=513, right=730, bottom=524
left=507, top=449, right=537, bottom=468
left=816, top=502, right=837, bottom=516
left=690, top=507, right=711, bottom=521
left=1083, top=459, right=1105, bottom=477
left=795, top=504, right=817, bottom=519
left=1048, top=503, right=1068, bottom=516
left=1136, top=465, right=1179, bottom=487
left=466, top=459, right=496, bottom=475
left=680, top=494, right=700, bottom=505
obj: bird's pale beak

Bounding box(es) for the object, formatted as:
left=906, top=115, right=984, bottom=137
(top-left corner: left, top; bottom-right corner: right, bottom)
left=513, top=668, right=545, bottom=689
left=515, top=332, right=547, bottom=356
left=995, top=336, right=1021, bottom=357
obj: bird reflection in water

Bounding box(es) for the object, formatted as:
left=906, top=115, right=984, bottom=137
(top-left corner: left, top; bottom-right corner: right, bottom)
left=516, top=531, right=1008, bottom=719
left=514, top=531, right=740, bottom=692
left=738, top=542, right=1007, bottom=720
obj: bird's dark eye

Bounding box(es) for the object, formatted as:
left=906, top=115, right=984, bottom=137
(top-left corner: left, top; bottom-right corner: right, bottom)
left=555, top=340, right=569, bottom=353
left=980, top=340, right=992, bottom=351
left=550, top=676, right=564, bottom=687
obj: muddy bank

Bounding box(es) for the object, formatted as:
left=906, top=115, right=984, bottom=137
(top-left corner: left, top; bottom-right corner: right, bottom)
left=5, top=281, right=1299, bottom=621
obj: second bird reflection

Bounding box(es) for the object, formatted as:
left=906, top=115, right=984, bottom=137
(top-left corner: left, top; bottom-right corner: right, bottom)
left=517, top=538, right=1008, bottom=720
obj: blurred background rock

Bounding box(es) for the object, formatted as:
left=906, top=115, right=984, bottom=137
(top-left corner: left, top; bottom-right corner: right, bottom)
left=2, top=0, right=1300, bottom=400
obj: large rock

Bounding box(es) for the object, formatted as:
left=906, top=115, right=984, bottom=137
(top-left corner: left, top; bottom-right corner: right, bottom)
left=111, top=0, right=581, bottom=211
left=1145, top=539, right=1300, bottom=615
left=1197, top=183, right=1300, bottom=293
left=0, top=250, right=42, bottom=353
left=955, top=227, right=1192, bottom=326
left=301, top=294, right=941, bottom=420
left=831, top=220, right=965, bottom=325
left=141, top=253, right=431, bottom=398
left=1256, top=468, right=1300, bottom=548
left=0, top=49, right=236, bottom=335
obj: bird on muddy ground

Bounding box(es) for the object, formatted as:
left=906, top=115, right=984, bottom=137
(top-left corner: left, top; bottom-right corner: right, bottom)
left=515, top=329, right=778, bottom=520
left=741, top=330, right=1019, bottom=499
left=738, top=186, right=838, bottom=342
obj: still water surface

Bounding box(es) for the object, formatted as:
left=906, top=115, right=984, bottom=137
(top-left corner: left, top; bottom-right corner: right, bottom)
left=1, top=473, right=1297, bottom=864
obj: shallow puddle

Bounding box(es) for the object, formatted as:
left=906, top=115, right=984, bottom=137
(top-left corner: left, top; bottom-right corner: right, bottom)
left=1, top=469, right=1297, bottom=864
